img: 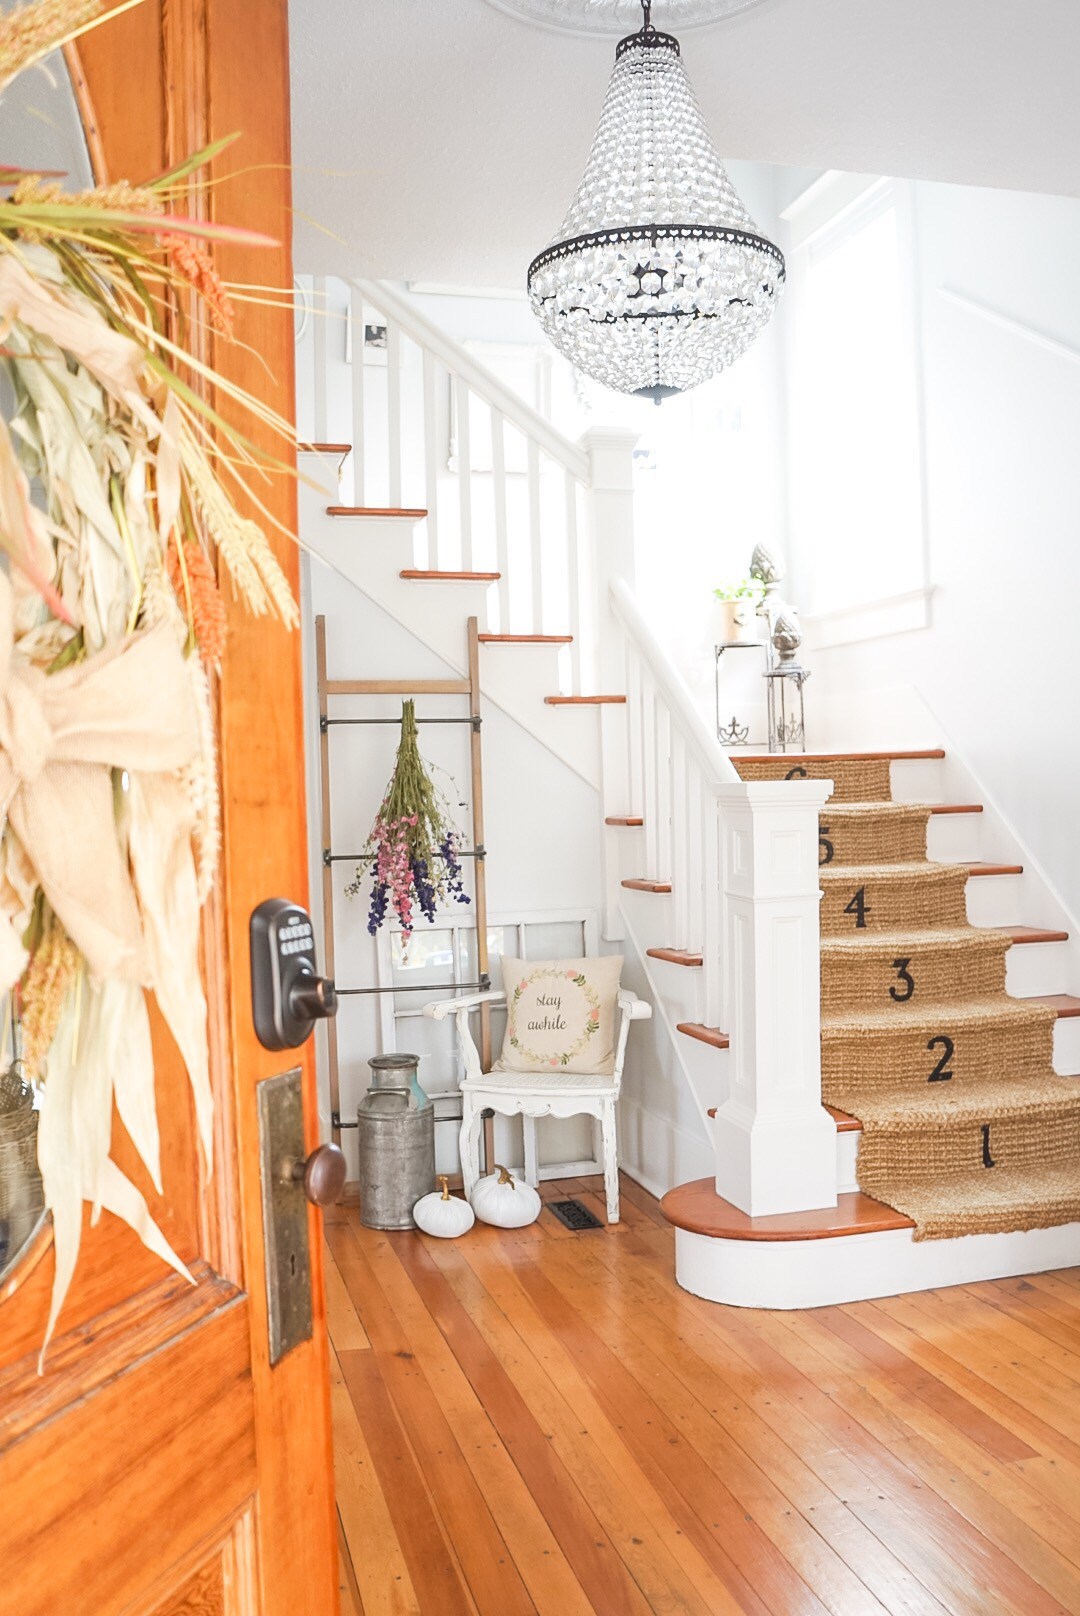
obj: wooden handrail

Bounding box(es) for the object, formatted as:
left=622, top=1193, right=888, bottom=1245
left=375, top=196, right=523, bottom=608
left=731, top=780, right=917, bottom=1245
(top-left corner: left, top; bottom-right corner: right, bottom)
left=351, top=277, right=591, bottom=485
left=610, top=578, right=740, bottom=786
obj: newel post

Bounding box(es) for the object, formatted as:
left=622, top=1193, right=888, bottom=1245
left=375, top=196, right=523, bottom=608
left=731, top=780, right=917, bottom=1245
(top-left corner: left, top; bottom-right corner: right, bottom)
left=712, top=777, right=838, bottom=1216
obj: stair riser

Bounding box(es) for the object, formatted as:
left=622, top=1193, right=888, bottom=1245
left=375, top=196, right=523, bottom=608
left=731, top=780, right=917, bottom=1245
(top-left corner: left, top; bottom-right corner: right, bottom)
left=889, top=758, right=945, bottom=802
left=836, top=1130, right=859, bottom=1193
left=642, top=958, right=706, bottom=1024
left=1054, top=1019, right=1080, bottom=1074
left=822, top=1019, right=1053, bottom=1094
left=926, top=812, right=984, bottom=863
left=1005, top=940, right=1070, bottom=997
left=965, top=874, right=1024, bottom=927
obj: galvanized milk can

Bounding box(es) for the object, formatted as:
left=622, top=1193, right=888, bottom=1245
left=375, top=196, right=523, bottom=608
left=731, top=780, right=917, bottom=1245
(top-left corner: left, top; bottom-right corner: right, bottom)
left=356, top=1053, right=435, bottom=1229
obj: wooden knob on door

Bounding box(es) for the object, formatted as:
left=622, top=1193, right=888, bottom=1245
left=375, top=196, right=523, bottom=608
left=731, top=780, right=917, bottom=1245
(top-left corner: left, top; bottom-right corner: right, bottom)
left=290, top=1143, right=347, bottom=1207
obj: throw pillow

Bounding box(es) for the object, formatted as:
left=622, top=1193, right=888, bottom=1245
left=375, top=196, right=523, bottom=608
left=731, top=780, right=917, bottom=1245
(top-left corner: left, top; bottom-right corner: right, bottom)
left=492, top=954, right=624, bottom=1075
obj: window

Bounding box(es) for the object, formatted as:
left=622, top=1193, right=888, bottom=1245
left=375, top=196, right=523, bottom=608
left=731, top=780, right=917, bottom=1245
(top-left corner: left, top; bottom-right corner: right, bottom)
left=788, top=181, right=926, bottom=631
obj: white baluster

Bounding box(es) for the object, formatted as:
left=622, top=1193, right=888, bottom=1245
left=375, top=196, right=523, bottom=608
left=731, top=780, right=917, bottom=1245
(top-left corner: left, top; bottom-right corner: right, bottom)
left=490, top=406, right=510, bottom=633
left=312, top=275, right=327, bottom=445
left=349, top=285, right=365, bottom=506
left=422, top=349, right=440, bottom=569
left=642, top=671, right=657, bottom=879
left=686, top=761, right=704, bottom=954
left=671, top=728, right=689, bottom=947
left=455, top=376, right=472, bottom=572
left=387, top=322, right=402, bottom=508
left=655, top=695, right=672, bottom=886
left=701, top=796, right=722, bottom=1028
left=565, top=471, right=582, bottom=694
left=626, top=648, right=643, bottom=819
left=527, top=439, right=542, bottom=634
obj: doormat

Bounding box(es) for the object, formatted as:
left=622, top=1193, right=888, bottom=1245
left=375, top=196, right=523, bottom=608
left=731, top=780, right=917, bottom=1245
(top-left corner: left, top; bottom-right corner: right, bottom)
left=548, top=1198, right=603, bottom=1231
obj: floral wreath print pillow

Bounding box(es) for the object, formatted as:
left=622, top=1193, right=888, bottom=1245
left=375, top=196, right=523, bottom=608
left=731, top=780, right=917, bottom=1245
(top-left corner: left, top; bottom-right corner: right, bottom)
left=492, top=955, right=623, bottom=1076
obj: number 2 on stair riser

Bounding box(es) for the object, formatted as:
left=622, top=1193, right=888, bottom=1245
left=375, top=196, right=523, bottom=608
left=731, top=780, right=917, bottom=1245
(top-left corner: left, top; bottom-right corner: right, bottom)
left=889, top=957, right=915, bottom=1002
left=844, top=887, right=871, bottom=928
left=927, top=1034, right=954, bottom=1082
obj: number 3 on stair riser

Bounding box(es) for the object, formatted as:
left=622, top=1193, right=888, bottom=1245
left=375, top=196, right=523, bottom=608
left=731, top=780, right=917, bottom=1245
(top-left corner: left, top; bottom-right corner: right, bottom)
left=889, top=957, right=914, bottom=1002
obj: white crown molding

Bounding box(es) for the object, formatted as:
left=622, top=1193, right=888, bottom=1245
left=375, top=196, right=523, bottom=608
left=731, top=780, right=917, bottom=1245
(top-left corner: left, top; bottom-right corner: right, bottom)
left=480, top=0, right=770, bottom=38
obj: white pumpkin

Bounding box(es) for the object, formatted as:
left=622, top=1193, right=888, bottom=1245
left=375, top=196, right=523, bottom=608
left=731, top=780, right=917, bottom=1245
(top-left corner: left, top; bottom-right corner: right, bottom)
left=413, top=1177, right=475, bottom=1239
left=470, top=1164, right=542, bottom=1228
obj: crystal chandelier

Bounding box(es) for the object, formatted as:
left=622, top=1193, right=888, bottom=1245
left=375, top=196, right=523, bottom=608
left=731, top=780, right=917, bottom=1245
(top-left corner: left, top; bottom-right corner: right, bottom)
left=527, top=0, right=785, bottom=402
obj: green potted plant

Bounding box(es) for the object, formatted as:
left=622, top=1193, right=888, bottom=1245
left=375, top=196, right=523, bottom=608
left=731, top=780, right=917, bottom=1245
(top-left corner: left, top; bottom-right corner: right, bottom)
left=712, top=577, right=765, bottom=644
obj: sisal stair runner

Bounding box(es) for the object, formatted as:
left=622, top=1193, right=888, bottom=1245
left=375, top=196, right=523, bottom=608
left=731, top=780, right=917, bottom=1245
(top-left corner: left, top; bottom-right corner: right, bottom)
left=733, top=754, right=1080, bottom=1240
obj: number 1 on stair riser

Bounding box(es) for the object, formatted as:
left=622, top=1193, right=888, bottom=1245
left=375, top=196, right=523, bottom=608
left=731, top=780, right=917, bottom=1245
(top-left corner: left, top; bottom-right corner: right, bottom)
left=982, top=1123, right=996, bottom=1167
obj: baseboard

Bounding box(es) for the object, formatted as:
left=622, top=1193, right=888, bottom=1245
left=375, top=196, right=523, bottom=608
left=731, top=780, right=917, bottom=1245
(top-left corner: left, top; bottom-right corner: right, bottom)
left=675, top=1219, right=1080, bottom=1309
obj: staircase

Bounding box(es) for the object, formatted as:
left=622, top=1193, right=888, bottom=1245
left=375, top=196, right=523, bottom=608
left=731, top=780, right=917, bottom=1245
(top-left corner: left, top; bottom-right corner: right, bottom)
left=297, top=276, right=1080, bottom=1305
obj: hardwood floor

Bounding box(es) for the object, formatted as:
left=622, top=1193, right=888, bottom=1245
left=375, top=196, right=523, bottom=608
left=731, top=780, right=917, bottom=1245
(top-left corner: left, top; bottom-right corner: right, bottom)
left=326, top=1175, right=1080, bottom=1615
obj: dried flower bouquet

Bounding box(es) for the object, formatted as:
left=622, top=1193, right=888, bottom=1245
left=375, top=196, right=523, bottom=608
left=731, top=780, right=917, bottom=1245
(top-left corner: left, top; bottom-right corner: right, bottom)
left=346, top=700, right=470, bottom=947
left=0, top=0, right=303, bottom=1354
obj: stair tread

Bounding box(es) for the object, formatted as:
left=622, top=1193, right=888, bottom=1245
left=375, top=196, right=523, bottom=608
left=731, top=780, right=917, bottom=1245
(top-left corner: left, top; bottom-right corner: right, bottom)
left=966, top=861, right=1024, bottom=876
left=301, top=441, right=352, bottom=454
left=477, top=634, right=573, bottom=643
left=833, top=1074, right=1080, bottom=1131
left=822, top=926, right=1007, bottom=953
left=822, top=995, right=1055, bottom=1035
left=732, top=749, right=946, bottom=763
left=866, top=1164, right=1080, bottom=1231
left=826, top=1104, right=862, bottom=1133
left=1027, top=993, right=1080, bottom=1017
left=546, top=694, right=627, bottom=705
left=660, top=1182, right=914, bottom=1240
left=605, top=816, right=644, bottom=827
left=930, top=802, right=984, bottom=815
left=676, top=1023, right=729, bottom=1049
left=622, top=878, right=672, bottom=893
left=400, top=569, right=501, bottom=580
left=646, top=947, right=703, bottom=967
left=1004, top=925, right=1070, bottom=944
left=329, top=505, right=428, bottom=518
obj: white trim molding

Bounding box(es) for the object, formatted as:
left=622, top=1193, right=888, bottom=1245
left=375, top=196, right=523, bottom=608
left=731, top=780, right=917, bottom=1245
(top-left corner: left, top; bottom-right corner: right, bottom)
left=803, top=585, right=934, bottom=651
left=938, top=285, right=1080, bottom=368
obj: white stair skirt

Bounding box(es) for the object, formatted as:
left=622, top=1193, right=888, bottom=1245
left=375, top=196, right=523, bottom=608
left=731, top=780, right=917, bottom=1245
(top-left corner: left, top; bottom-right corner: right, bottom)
left=674, top=1220, right=1080, bottom=1310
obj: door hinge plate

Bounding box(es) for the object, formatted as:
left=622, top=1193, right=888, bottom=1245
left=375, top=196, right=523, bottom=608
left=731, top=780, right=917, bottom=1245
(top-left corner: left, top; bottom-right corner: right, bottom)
left=257, top=1067, right=312, bottom=1366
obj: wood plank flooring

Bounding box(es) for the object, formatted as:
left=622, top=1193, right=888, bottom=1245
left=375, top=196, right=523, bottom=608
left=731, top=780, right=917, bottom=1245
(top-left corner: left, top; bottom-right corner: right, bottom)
left=327, top=1175, right=1080, bottom=1615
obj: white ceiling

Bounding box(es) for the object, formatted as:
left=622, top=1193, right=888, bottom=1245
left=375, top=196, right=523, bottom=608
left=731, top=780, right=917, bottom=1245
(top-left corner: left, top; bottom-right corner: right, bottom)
left=289, top=0, right=1080, bottom=285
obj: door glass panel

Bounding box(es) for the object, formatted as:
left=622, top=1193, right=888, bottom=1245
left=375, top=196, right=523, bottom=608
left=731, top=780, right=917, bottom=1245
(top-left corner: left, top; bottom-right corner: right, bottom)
left=0, top=44, right=93, bottom=1286
left=524, top=919, right=587, bottom=959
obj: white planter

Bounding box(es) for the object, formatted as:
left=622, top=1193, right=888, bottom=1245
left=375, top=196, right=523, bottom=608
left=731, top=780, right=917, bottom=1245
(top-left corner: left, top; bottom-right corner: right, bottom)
left=714, top=596, right=763, bottom=645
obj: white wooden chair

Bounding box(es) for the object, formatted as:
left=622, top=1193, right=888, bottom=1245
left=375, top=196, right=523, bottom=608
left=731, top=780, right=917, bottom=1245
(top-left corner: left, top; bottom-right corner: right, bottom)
left=423, top=986, right=652, bottom=1223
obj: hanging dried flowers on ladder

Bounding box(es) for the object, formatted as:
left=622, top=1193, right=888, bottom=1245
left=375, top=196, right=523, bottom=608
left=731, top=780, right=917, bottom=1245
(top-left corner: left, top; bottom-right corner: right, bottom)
left=346, top=700, right=470, bottom=948
left=0, top=0, right=303, bottom=1356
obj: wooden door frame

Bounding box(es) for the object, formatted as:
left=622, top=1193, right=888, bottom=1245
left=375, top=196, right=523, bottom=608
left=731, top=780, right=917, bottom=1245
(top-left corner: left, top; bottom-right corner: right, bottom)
left=0, top=5, right=338, bottom=1612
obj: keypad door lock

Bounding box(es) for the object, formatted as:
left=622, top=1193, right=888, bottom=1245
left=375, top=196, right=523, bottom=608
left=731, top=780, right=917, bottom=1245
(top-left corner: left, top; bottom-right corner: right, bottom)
left=250, top=898, right=338, bottom=1051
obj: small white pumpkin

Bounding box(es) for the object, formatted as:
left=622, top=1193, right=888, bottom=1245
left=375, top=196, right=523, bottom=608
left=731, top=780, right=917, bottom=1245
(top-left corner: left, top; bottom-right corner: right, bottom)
left=470, top=1164, right=542, bottom=1229
left=413, top=1177, right=475, bottom=1239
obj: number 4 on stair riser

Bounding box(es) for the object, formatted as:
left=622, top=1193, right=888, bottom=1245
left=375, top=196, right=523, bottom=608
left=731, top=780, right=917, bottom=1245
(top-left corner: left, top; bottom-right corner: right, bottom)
left=844, top=886, right=871, bottom=928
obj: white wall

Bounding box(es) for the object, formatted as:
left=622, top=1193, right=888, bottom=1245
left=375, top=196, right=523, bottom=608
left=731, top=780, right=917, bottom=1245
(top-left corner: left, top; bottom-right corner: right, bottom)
left=789, top=180, right=1080, bottom=916
left=300, top=554, right=607, bottom=1180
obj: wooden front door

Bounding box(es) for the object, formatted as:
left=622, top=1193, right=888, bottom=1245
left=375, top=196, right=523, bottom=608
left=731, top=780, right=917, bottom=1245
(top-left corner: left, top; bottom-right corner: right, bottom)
left=0, top=4, right=339, bottom=1613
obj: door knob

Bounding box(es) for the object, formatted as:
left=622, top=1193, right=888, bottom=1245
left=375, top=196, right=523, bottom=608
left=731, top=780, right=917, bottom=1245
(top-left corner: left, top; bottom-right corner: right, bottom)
left=287, top=1143, right=347, bottom=1207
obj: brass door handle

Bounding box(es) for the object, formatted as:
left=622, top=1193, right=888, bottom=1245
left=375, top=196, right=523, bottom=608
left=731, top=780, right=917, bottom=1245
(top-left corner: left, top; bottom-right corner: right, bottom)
left=287, top=1143, right=347, bottom=1207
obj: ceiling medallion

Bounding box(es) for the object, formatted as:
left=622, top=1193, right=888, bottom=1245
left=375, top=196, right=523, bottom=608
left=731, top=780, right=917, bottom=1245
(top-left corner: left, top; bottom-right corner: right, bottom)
left=485, top=0, right=769, bottom=37
left=526, top=1, right=785, bottom=402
